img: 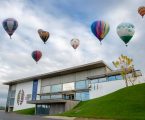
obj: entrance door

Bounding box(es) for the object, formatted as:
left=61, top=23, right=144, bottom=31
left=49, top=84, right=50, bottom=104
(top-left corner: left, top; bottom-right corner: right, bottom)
left=63, top=94, right=74, bottom=100
left=36, top=104, right=50, bottom=115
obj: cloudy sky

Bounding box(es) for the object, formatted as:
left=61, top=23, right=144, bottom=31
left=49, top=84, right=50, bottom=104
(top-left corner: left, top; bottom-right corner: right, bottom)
left=0, top=0, right=145, bottom=105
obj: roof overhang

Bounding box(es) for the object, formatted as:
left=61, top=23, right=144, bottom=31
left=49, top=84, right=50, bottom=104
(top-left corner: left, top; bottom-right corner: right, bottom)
left=3, top=60, right=112, bottom=85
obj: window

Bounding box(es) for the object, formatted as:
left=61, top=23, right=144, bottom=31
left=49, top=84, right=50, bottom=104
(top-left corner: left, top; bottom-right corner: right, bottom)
left=75, top=80, right=87, bottom=89
left=63, top=82, right=75, bottom=91
left=41, top=95, right=50, bottom=100
left=41, top=86, right=51, bottom=93
left=51, top=84, right=62, bottom=93
left=51, top=94, right=62, bottom=99
left=76, top=92, right=89, bottom=101
left=116, top=75, right=122, bottom=80
left=9, top=98, right=15, bottom=106
left=99, top=77, right=107, bottom=82
left=108, top=76, right=116, bottom=81
left=10, top=90, right=16, bottom=98
left=91, top=79, right=99, bottom=84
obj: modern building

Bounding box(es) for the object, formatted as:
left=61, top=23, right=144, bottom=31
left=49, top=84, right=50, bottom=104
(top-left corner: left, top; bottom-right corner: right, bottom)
left=3, top=60, right=143, bottom=115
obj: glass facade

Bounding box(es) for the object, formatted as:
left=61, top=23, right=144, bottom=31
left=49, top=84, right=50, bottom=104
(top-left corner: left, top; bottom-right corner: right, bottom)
left=10, top=90, right=16, bottom=98
left=41, top=95, right=51, bottom=100
left=99, top=77, right=107, bottom=82
left=63, top=82, right=75, bottom=91
left=75, top=80, right=88, bottom=89
left=116, top=75, right=122, bottom=80
left=36, top=104, right=50, bottom=115
left=51, top=94, right=62, bottom=99
left=51, top=84, right=62, bottom=93
left=41, top=86, right=51, bottom=93
left=9, top=98, right=15, bottom=106
left=76, top=92, right=89, bottom=101
left=108, top=76, right=116, bottom=81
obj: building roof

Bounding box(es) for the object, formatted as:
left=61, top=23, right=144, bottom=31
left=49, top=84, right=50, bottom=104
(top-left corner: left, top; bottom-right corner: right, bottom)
left=3, top=60, right=112, bottom=85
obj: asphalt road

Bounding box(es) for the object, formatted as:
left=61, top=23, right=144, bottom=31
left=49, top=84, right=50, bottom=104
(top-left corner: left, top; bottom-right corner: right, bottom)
left=0, top=110, right=60, bottom=120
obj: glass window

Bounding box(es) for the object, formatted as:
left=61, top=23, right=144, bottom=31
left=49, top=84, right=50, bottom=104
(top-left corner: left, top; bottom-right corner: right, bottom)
left=76, top=80, right=87, bottom=89
left=91, top=79, right=99, bottom=84
left=10, top=90, right=16, bottom=98
left=51, top=94, right=62, bottom=99
left=76, top=92, right=89, bottom=101
left=116, top=75, right=122, bottom=80
left=63, top=82, right=75, bottom=91
left=108, top=76, right=116, bottom=81
left=51, top=84, right=62, bottom=93
left=41, top=95, right=50, bottom=100
left=41, top=86, right=51, bottom=93
left=9, top=98, right=15, bottom=106
left=99, top=77, right=107, bottom=82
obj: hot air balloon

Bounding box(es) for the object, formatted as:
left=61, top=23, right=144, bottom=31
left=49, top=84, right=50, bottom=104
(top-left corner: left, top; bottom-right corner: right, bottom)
left=70, top=38, right=80, bottom=49
left=38, top=29, right=49, bottom=44
left=32, top=50, right=42, bottom=63
left=2, top=18, right=18, bottom=38
left=117, top=23, right=135, bottom=46
left=138, top=6, right=145, bottom=18
left=91, top=20, right=110, bottom=44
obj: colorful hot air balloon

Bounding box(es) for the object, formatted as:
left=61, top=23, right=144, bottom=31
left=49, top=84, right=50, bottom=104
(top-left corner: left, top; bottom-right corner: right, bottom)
left=117, top=23, right=135, bottom=46
left=2, top=18, right=18, bottom=38
left=91, top=20, right=110, bottom=44
left=32, top=50, right=42, bottom=63
left=138, top=6, right=145, bottom=18
left=70, top=38, right=80, bottom=49
left=38, top=29, right=49, bottom=44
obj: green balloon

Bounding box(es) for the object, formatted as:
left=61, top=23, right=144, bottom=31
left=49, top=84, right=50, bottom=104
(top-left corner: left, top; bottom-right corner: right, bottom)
left=117, top=23, right=135, bottom=46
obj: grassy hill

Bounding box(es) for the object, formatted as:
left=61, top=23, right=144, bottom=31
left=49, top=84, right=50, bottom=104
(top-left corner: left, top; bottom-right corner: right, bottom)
left=61, top=83, right=145, bottom=120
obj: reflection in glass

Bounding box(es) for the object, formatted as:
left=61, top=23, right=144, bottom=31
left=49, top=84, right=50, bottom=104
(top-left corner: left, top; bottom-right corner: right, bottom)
left=76, top=80, right=86, bottom=89
left=76, top=92, right=89, bottom=101
left=41, top=86, right=51, bottom=93
left=51, top=94, right=62, bottom=99
left=51, top=84, right=62, bottom=93
left=63, top=82, right=74, bottom=91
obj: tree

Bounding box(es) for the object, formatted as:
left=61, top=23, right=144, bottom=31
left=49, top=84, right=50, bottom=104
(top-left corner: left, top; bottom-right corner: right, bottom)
left=112, top=54, right=135, bottom=87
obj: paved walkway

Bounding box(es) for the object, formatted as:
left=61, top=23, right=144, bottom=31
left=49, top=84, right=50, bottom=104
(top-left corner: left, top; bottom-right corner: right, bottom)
left=0, top=110, right=58, bottom=120
left=44, top=116, right=76, bottom=120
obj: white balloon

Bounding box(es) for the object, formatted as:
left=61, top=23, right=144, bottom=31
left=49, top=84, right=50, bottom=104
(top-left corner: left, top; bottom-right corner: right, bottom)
left=70, top=38, right=80, bottom=49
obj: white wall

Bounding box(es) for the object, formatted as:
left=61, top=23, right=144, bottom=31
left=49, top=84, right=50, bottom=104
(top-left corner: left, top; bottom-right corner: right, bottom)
left=13, top=80, right=41, bottom=111
left=89, top=77, right=145, bottom=99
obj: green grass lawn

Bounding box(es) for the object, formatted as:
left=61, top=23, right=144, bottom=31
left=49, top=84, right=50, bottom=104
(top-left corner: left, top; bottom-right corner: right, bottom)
left=61, top=83, right=145, bottom=120
left=15, top=108, right=35, bottom=115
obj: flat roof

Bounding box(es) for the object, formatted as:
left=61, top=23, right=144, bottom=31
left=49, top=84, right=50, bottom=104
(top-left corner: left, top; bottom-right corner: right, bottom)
left=3, top=60, right=112, bottom=85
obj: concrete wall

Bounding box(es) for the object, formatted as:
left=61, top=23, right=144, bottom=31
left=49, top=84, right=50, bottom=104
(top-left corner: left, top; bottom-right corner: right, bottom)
left=65, top=100, right=80, bottom=112
left=13, top=80, right=41, bottom=111
left=89, top=76, right=145, bottom=99
left=41, top=67, right=106, bottom=86
left=49, top=103, right=65, bottom=115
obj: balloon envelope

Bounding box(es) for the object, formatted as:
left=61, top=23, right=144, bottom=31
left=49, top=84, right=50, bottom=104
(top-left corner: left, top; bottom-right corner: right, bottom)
left=32, top=50, right=42, bottom=62
left=117, top=23, right=135, bottom=45
left=71, top=39, right=80, bottom=49
left=2, top=18, right=18, bottom=38
left=91, top=20, right=110, bottom=42
left=138, top=6, right=145, bottom=18
left=38, top=29, right=49, bottom=44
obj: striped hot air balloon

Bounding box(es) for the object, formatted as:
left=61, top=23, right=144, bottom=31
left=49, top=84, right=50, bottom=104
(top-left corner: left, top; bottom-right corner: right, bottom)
left=38, top=29, right=49, bottom=44
left=91, top=20, right=110, bottom=44
left=138, top=6, right=145, bottom=18
left=32, top=50, right=42, bottom=63
left=2, top=18, right=18, bottom=38
left=70, top=38, right=80, bottom=49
